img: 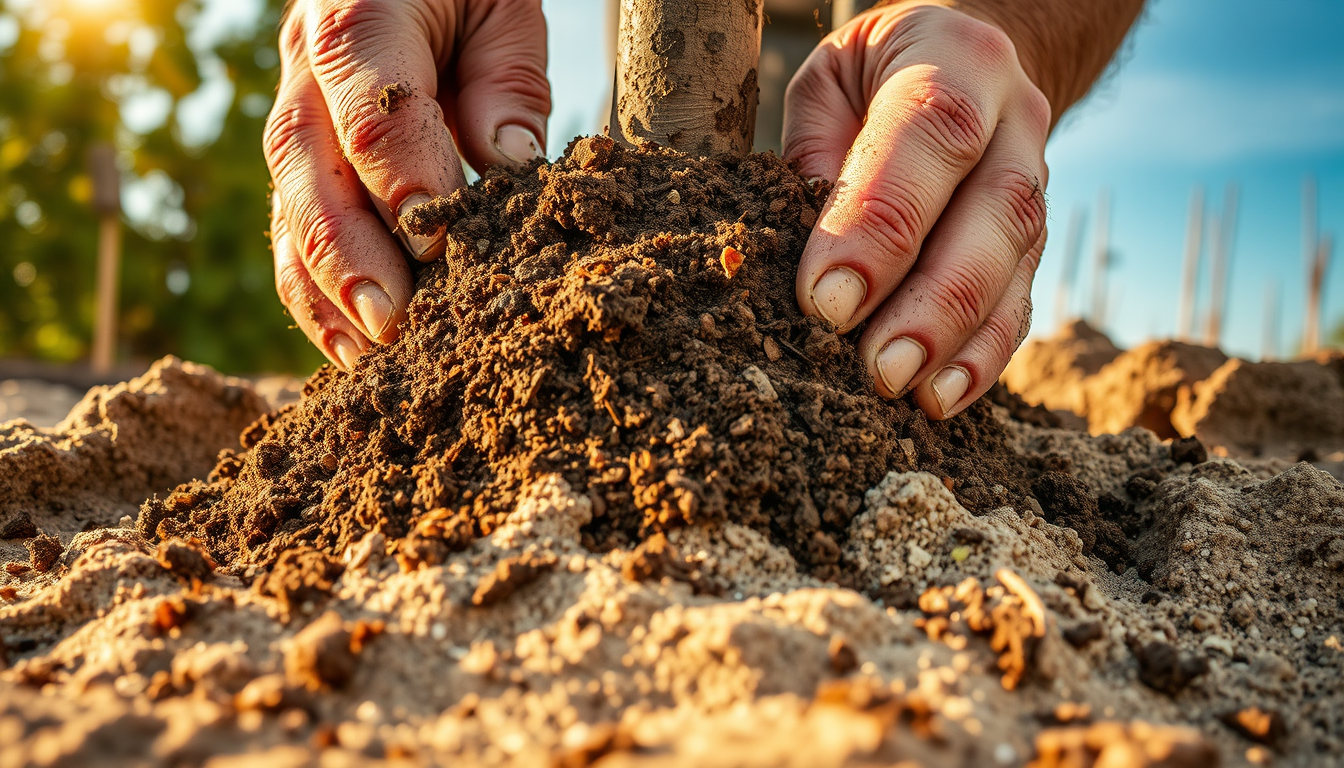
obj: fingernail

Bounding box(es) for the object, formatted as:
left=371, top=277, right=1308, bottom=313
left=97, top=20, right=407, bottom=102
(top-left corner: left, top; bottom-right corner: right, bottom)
left=931, top=366, right=971, bottom=416
left=351, top=282, right=395, bottom=340
left=810, top=267, right=866, bottom=329
left=331, top=334, right=360, bottom=370
left=397, top=193, right=440, bottom=260
left=876, top=337, right=926, bottom=396
left=496, top=124, right=544, bottom=165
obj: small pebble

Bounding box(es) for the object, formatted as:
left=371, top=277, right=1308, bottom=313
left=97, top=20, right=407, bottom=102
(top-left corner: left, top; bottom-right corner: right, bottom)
left=1291, top=626, right=1306, bottom=640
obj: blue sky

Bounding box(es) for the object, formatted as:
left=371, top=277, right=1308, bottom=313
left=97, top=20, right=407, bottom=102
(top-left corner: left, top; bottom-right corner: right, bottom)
left=543, top=0, right=1344, bottom=360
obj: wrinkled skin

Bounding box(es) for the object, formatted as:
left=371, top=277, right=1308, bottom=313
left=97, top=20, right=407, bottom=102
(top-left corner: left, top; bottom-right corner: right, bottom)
left=786, top=3, right=1051, bottom=420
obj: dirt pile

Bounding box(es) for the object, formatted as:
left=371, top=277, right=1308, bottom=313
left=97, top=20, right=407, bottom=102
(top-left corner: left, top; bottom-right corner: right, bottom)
left=148, top=138, right=1045, bottom=583
left=0, top=358, right=268, bottom=577
left=2, top=395, right=1341, bottom=765
left=1004, top=323, right=1344, bottom=457
left=2, top=142, right=1342, bottom=767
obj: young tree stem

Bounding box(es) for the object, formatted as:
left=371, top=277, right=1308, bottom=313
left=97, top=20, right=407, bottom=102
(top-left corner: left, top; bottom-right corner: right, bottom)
left=612, top=0, right=763, bottom=156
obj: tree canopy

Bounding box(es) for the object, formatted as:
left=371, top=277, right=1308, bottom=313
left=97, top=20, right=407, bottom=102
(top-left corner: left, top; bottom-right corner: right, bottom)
left=0, top=0, right=323, bottom=374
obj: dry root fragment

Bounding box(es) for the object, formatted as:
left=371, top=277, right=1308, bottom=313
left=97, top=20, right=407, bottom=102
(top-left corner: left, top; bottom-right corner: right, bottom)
left=720, top=246, right=745, bottom=278
left=916, top=571, right=1048, bottom=690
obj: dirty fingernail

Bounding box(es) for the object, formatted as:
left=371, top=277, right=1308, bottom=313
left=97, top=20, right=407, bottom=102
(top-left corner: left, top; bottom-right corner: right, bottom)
left=811, top=267, right=866, bottom=328
left=877, top=337, right=926, bottom=397
left=351, top=282, right=395, bottom=341
left=331, top=334, right=360, bottom=370
left=932, top=366, right=971, bottom=416
left=496, top=124, right=544, bottom=165
left=397, top=193, right=440, bottom=261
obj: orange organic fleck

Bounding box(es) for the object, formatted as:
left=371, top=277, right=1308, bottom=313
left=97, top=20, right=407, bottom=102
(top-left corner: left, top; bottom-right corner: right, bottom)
left=720, top=246, right=745, bottom=279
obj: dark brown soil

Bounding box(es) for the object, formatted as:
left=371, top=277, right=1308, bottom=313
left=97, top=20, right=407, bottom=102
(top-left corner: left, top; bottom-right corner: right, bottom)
left=146, top=138, right=1074, bottom=583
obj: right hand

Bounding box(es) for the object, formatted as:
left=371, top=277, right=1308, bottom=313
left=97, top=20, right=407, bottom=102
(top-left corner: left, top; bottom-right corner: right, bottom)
left=265, top=0, right=551, bottom=369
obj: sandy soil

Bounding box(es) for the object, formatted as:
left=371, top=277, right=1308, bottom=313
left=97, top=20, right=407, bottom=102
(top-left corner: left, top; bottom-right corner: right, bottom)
left=1, top=360, right=1339, bottom=766
left=1, top=143, right=1341, bottom=767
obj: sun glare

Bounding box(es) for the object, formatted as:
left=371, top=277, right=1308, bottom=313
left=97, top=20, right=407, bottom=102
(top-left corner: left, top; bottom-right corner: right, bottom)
left=66, top=0, right=125, bottom=17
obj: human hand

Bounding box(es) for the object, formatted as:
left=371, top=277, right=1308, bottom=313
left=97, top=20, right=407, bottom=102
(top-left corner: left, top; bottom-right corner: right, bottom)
left=265, top=0, right=550, bottom=369
left=784, top=2, right=1051, bottom=419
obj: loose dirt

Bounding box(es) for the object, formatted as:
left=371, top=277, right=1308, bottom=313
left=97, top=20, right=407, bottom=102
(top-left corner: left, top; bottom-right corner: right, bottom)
left=0, top=142, right=1341, bottom=767
left=156, top=138, right=1046, bottom=583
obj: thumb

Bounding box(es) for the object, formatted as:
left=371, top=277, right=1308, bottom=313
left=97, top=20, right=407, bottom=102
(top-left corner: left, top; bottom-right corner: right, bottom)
left=451, top=0, right=551, bottom=170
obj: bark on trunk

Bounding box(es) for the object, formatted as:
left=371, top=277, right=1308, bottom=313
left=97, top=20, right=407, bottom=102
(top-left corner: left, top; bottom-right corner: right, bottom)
left=612, top=0, right=764, bottom=156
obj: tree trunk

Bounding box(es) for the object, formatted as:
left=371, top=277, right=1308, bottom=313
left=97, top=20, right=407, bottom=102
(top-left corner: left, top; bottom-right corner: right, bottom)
left=612, top=0, right=764, bottom=156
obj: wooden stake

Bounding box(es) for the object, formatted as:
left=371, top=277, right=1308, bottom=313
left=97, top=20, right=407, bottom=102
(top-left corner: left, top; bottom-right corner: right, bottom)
left=1204, top=183, right=1238, bottom=349
left=89, top=143, right=121, bottom=375
left=1176, top=187, right=1203, bottom=342
left=1304, top=234, right=1333, bottom=357
left=1053, top=207, right=1085, bottom=329
left=1090, top=188, right=1110, bottom=329
left=1263, top=281, right=1279, bottom=362
left=612, top=0, right=764, bottom=156
left=1301, top=177, right=1320, bottom=356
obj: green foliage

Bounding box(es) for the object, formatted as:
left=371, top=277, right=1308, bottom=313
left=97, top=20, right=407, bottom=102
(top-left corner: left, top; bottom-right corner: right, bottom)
left=0, top=0, right=324, bottom=374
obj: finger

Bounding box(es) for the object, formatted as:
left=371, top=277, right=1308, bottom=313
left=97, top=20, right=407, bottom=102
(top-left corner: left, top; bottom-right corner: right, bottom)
left=271, top=195, right=370, bottom=370
left=450, top=0, right=551, bottom=171
left=264, top=32, right=412, bottom=344
left=913, top=231, right=1044, bottom=420
left=781, top=31, right=865, bottom=182
left=794, top=14, right=1023, bottom=333
left=305, top=0, right=465, bottom=260
left=858, top=109, right=1049, bottom=401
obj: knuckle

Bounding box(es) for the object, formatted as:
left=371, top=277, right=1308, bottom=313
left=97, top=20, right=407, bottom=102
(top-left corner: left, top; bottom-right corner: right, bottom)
left=262, top=100, right=317, bottom=176
left=959, top=17, right=1017, bottom=70
left=907, top=78, right=990, bottom=164
left=339, top=100, right=401, bottom=159
left=278, top=12, right=306, bottom=63
left=1021, top=85, right=1053, bottom=138
left=309, top=0, right=385, bottom=72
left=850, top=184, right=925, bottom=260
left=991, top=168, right=1047, bottom=250
left=932, top=262, right=998, bottom=337
left=292, top=202, right=344, bottom=275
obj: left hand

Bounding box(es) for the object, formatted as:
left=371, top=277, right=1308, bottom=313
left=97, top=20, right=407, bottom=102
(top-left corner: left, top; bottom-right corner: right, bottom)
left=783, top=2, right=1050, bottom=419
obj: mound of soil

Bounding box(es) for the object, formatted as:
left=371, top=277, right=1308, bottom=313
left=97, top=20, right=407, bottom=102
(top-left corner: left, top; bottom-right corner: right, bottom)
left=150, top=138, right=1047, bottom=582
left=1005, top=323, right=1344, bottom=459
left=4, top=140, right=1341, bottom=767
